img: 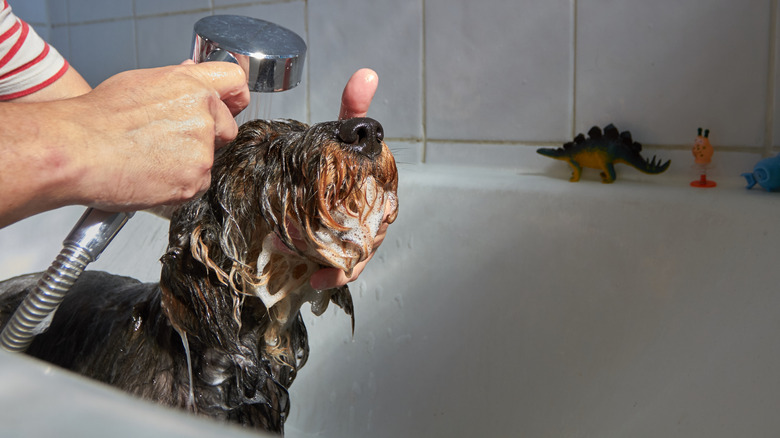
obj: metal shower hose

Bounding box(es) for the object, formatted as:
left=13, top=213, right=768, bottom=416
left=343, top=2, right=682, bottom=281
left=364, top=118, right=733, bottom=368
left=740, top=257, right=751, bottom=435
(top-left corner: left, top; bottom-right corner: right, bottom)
left=0, top=209, right=132, bottom=352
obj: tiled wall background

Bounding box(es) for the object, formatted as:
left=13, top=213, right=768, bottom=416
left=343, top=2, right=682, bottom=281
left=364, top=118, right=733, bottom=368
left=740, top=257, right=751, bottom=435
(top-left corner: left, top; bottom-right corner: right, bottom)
left=12, top=0, right=780, bottom=172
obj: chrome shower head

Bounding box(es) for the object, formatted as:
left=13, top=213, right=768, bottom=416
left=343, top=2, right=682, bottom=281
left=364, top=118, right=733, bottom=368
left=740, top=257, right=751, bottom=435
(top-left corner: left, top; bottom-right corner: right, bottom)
left=192, top=15, right=307, bottom=92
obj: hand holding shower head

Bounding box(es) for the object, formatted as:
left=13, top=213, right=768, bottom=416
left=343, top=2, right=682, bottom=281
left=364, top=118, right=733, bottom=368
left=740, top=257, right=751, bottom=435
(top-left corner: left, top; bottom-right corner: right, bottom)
left=192, top=15, right=307, bottom=92
left=1, top=15, right=307, bottom=353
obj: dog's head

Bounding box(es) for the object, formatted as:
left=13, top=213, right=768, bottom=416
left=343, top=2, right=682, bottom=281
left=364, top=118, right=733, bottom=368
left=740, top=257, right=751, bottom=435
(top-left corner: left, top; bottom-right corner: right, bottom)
left=161, top=118, right=398, bottom=347
left=237, top=118, right=398, bottom=273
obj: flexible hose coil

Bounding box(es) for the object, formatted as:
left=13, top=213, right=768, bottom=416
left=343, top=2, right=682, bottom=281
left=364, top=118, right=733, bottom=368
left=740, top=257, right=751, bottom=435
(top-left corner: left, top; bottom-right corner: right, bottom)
left=0, top=245, right=92, bottom=352
left=0, top=209, right=132, bottom=353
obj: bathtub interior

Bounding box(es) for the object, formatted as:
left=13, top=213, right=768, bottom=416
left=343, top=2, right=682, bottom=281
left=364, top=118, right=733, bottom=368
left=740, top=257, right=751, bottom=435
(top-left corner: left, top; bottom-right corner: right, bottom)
left=286, top=165, right=780, bottom=437
left=1, top=161, right=780, bottom=437
left=0, top=348, right=265, bottom=438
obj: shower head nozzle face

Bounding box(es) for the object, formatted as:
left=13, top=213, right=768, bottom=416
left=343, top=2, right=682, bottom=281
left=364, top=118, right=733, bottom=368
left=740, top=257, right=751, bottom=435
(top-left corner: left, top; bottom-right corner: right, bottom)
left=192, top=15, right=307, bottom=93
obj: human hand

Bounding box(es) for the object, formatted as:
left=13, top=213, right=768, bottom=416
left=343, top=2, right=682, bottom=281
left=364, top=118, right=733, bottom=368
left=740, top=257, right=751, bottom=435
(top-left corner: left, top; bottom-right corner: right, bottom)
left=66, top=62, right=250, bottom=211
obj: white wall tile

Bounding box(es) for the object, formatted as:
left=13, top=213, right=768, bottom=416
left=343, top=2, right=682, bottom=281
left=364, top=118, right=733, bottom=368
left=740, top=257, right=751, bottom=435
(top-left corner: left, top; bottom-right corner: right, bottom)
left=48, top=26, right=70, bottom=59
left=134, top=0, right=210, bottom=17
left=308, top=0, right=423, bottom=136
left=426, top=141, right=543, bottom=169
left=773, top=1, right=780, bottom=148
left=8, top=0, right=48, bottom=25
left=217, top=3, right=305, bottom=39
left=576, top=0, right=770, bottom=148
left=68, top=19, right=136, bottom=86
left=426, top=0, right=573, bottom=143
left=46, top=0, right=68, bottom=25
left=68, top=0, right=132, bottom=23
left=36, top=0, right=780, bottom=166
left=136, top=11, right=211, bottom=69
left=388, top=141, right=424, bottom=166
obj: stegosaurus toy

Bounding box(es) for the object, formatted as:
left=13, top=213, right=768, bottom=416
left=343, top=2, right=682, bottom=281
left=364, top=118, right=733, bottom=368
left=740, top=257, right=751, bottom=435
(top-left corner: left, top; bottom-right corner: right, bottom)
left=537, top=124, right=671, bottom=183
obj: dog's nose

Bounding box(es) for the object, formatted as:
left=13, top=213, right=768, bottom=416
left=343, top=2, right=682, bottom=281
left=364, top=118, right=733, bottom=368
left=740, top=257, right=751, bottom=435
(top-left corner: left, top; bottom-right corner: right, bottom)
left=337, top=118, right=384, bottom=158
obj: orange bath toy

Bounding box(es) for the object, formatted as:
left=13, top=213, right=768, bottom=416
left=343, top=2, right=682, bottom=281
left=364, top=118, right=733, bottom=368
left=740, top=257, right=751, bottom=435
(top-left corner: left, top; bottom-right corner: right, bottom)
left=690, top=127, right=716, bottom=188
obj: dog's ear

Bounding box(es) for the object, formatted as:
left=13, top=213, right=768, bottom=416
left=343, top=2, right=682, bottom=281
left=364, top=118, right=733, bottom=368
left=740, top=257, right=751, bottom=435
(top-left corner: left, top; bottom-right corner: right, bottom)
left=209, top=118, right=310, bottom=254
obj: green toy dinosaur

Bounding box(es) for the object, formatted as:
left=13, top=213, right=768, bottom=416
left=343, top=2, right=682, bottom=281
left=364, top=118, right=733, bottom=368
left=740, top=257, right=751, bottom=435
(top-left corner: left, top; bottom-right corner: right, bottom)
left=537, top=124, right=670, bottom=183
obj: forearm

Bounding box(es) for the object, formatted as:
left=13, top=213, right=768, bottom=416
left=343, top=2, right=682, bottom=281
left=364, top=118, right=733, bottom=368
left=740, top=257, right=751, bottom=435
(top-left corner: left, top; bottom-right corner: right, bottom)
left=0, top=63, right=249, bottom=229
left=0, top=99, right=87, bottom=227
left=0, top=32, right=93, bottom=226
left=0, top=68, right=105, bottom=227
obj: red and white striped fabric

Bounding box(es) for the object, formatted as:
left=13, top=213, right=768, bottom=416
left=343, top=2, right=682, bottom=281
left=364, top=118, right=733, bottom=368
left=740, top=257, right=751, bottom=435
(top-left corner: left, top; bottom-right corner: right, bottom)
left=0, top=0, right=68, bottom=100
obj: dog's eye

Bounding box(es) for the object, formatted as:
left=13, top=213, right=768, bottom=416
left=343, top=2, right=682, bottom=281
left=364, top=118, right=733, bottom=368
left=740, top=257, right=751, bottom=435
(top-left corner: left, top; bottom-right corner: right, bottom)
left=347, top=200, right=359, bottom=215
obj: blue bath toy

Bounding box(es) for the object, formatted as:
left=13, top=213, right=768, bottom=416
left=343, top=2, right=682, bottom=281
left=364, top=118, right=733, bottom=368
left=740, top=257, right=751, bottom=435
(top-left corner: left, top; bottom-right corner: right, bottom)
left=742, top=154, right=780, bottom=191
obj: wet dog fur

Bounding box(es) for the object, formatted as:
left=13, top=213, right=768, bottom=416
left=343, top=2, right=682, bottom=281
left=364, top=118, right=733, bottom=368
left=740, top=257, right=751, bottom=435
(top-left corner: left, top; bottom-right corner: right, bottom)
left=0, top=118, right=398, bottom=434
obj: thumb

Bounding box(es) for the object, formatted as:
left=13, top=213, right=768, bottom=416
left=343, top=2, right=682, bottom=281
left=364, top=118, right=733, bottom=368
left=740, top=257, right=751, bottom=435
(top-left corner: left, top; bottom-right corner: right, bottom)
left=340, top=68, right=379, bottom=120
left=185, top=61, right=251, bottom=116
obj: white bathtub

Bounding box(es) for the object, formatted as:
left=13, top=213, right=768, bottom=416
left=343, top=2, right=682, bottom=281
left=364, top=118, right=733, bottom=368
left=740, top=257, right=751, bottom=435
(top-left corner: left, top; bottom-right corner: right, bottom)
left=2, top=162, right=780, bottom=437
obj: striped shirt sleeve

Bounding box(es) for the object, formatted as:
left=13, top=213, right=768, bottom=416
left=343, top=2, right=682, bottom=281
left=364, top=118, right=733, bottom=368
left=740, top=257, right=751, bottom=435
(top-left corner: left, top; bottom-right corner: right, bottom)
left=0, top=0, right=68, bottom=100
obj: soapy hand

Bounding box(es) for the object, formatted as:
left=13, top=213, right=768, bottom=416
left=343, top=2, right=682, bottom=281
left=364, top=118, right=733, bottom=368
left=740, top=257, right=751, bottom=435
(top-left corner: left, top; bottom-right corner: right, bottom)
left=71, top=62, right=250, bottom=211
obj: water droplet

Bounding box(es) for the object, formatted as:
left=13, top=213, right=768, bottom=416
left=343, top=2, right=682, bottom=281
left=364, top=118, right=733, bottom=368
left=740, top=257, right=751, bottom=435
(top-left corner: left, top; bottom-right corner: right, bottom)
left=367, top=371, right=377, bottom=395
left=357, top=280, right=367, bottom=298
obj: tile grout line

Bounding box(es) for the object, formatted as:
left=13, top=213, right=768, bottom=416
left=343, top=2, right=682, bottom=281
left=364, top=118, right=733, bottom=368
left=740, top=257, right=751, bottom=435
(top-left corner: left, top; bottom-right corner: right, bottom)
left=765, top=0, right=778, bottom=156
left=65, top=0, right=72, bottom=62
left=421, top=0, right=427, bottom=163
left=304, top=0, right=310, bottom=125
left=131, top=0, right=139, bottom=69
left=571, top=0, right=577, bottom=139
left=43, top=0, right=51, bottom=35
left=422, top=138, right=764, bottom=153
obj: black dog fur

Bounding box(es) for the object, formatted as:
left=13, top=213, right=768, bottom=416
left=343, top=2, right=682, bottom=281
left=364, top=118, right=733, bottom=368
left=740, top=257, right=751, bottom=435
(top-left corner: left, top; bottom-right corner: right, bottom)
left=0, top=118, right=398, bottom=434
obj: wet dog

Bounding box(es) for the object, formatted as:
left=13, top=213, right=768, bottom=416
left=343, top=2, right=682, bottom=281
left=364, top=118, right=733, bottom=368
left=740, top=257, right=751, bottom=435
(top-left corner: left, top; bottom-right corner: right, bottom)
left=0, top=118, right=398, bottom=434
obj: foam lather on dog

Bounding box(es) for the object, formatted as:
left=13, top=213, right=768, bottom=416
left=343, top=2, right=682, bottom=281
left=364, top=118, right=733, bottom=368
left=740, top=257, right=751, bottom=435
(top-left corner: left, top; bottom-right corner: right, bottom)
left=0, top=117, right=398, bottom=434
